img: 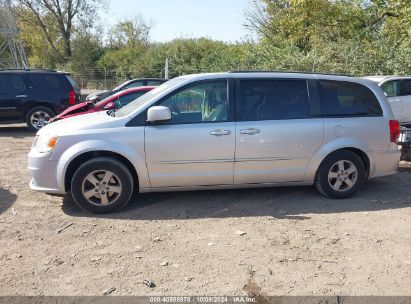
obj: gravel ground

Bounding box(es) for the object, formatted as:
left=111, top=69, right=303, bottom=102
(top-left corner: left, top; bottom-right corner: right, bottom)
left=0, top=124, right=410, bottom=296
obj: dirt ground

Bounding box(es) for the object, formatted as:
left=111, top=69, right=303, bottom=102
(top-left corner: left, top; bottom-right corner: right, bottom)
left=0, top=124, right=410, bottom=296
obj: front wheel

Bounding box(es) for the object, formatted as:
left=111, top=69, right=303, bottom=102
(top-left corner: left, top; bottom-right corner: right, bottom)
left=71, top=157, right=134, bottom=214
left=315, top=150, right=366, bottom=199
left=25, top=106, right=55, bottom=131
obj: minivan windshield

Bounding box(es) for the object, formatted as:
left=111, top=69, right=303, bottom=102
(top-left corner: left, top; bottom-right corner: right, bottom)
left=115, top=77, right=186, bottom=117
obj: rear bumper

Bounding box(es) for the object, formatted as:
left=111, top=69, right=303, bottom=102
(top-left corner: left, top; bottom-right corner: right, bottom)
left=371, top=144, right=401, bottom=178
left=28, top=148, right=65, bottom=194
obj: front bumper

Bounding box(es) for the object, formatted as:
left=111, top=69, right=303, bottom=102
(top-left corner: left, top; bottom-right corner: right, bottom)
left=28, top=148, right=65, bottom=194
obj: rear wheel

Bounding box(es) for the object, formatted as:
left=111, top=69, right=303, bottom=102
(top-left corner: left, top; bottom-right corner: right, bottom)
left=71, top=157, right=134, bottom=214
left=25, top=106, right=55, bottom=131
left=315, top=150, right=366, bottom=199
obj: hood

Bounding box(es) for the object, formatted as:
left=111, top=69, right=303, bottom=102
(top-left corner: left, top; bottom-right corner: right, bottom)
left=38, top=111, right=124, bottom=136
left=57, top=101, right=91, bottom=117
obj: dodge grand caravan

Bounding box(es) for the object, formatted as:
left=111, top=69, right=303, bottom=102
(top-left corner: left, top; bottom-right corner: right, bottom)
left=28, top=72, right=401, bottom=213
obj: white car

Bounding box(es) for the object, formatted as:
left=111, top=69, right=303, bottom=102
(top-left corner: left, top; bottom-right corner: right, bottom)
left=365, top=76, right=411, bottom=126
left=28, top=72, right=401, bottom=214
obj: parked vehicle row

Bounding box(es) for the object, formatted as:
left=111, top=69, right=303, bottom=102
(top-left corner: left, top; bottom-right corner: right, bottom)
left=365, top=76, right=411, bottom=126
left=50, top=86, right=154, bottom=122
left=0, top=70, right=81, bottom=131
left=0, top=70, right=162, bottom=129
left=85, top=78, right=166, bottom=102
left=28, top=72, right=401, bottom=214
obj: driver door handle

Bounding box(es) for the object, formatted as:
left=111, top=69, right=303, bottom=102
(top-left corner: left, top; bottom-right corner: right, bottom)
left=210, top=129, right=231, bottom=136
left=16, top=95, right=27, bottom=98
left=240, top=128, right=261, bottom=135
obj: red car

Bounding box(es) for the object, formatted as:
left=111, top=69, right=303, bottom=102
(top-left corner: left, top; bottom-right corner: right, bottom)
left=51, top=86, right=154, bottom=122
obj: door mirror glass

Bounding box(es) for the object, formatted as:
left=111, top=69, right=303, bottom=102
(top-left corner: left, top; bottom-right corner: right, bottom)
left=147, top=106, right=171, bottom=122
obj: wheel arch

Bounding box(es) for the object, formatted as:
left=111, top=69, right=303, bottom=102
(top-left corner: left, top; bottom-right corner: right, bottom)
left=23, top=102, right=57, bottom=118
left=64, top=150, right=140, bottom=192
left=305, top=138, right=373, bottom=182
left=54, top=139, right=150, bottom=193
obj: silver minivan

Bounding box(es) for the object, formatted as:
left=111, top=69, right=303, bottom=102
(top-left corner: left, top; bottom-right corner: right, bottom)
left=28, top=72, right=401, bottom=213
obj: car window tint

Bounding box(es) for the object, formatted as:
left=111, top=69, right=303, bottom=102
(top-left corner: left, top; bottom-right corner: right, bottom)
left=0, top=74, right=25, bottom=92
left=65, top=75, right=80, bottom=91
left=318, top=80, right=382, bottom=116
left=124, top=81, right=144, bottom=89
left=158, top=80, right=228, bottom=124
left=399, top=80, right=411, bottom=96
left=381, top=81, right=400, bottom=97
left=237, top=79, right=310, bottom=121
left=118, top=92, right=145, bottom=107
left=147, top=80, right=163, bottom=86
left=28, top=74, right=68, bottom=91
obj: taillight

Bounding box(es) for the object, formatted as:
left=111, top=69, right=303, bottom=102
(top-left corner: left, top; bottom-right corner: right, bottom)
left=68, top=90, right=76, bottom=106
left=389, top=120, right=400, bottom=143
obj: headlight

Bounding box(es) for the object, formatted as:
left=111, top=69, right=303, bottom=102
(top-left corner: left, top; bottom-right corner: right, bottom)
left=36, top=135, right=59, bottom=153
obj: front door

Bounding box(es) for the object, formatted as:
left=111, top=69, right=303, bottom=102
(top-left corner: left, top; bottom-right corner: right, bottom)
left=145, top=79, right=235, bottom=188
left=234, top=78, right=324, bottom=184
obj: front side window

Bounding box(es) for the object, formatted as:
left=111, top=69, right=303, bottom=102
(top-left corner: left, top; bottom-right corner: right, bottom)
left=157, top=80, right=229, bottom=124
left=399, top=80, right=411, bottom=97
left=237, top=79, right=310, bottom=121
left=381, top=81, right=400, bottom=97
left=318, top=80, right=382, bottom=116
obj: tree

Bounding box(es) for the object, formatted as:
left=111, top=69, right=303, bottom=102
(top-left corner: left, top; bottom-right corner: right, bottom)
left=14, top=0, right=104, bottom=62
left=245, top=0, right=411, bottom=75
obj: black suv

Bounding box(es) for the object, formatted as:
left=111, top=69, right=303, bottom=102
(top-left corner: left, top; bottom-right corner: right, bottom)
left=0, top=70, right=81, bottom=131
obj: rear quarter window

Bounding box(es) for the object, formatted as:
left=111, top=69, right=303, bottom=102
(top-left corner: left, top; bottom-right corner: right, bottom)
left=65, top=75, right=80, bottom=91
left=318, top=80, right=382, bottom=117
left=27, top=74, right=70, bottom=92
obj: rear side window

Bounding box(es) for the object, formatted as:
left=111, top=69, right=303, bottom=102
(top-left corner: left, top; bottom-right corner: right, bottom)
left=237, top=79, right=310, bottom=121
left=0, top=74, right=25, bottom=92
left=117, top=92, right=146, bottom=107
left=399, top=80, right=411, bottom=97
left=27, top=74, right=69, bottom=91
left=147, top=80, right=163, bottom=86
left=318, top=80, right=382, bottom=117
left=124, top=81, right=144, bottom=89
left=381, top=81, right=400, bottom=97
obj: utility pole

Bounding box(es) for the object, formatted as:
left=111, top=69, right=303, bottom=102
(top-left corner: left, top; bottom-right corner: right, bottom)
left=165, top=58, right=169, bottom=79
left=0, top=0, right=29, bottom=69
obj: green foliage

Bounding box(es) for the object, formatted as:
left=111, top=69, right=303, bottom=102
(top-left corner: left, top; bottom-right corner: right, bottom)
left=14, top=0, right=411, bottom=88
left=246, top=0, right=411, bottom=75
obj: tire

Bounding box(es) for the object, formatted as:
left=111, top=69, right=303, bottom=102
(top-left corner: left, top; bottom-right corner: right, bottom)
left=315, top=150, right=366, bottom=199
left=25, top=106, right=55, bottom=131
left=71, top=157, right=134, bottom=214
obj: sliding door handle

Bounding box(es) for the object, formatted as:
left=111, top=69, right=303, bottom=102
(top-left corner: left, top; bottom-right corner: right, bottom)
left=210, top=129, right=231, bottom=136
left=240, top=128, right=261, bottom=135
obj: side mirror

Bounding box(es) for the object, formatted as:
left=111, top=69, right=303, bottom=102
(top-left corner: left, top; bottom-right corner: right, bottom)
left=104, top=102, right=115, bottom=109
left=147, top=106, right=171, bottom=123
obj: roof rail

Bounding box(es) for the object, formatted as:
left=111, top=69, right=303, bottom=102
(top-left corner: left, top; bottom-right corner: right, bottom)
left=228, top=70, right=352, bottom=77
left=0, top=68, right=58, bottom=72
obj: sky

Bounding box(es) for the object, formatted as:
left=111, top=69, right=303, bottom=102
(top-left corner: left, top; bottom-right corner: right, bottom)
left=103, top=0, right=253, bottom=42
